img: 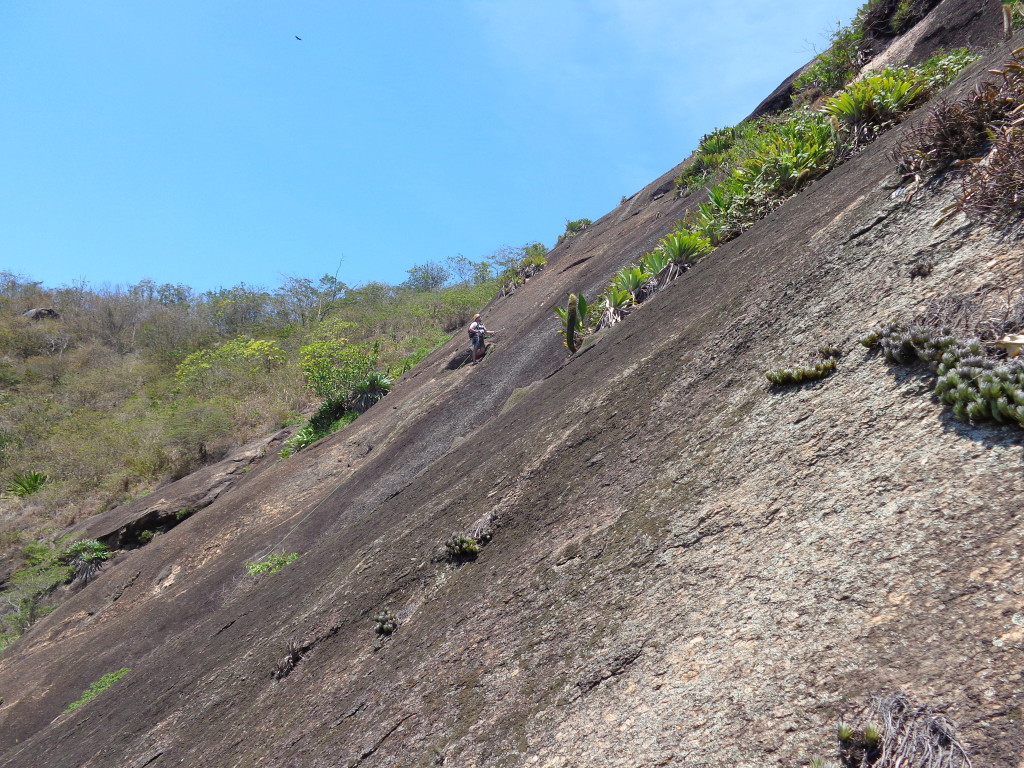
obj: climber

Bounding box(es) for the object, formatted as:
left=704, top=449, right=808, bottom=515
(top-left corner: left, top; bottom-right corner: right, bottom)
left=468, top=314, right=494, bottom=363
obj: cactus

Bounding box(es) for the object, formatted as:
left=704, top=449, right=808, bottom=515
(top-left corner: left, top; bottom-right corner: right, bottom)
left=373, top=609, right=398, bottom=637
left=444, top=533, right=480, bottom=562
left=766, top=357, right=837, bottom=386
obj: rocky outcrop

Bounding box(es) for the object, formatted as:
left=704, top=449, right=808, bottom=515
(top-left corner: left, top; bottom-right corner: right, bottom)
left=0, top=4, right=1020, bottom=768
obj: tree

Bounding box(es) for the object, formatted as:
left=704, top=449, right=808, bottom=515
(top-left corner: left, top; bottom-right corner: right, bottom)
left=200, top=284, right=271, bottom=336
left=445, top=255, right=494, bottom=285
left=273, top=274, right=348, bottom=327
left=402, top=262, right=450, bottom=292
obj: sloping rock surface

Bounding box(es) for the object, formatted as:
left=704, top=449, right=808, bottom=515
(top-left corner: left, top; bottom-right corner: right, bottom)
left=0, top=4, right=1020, bottom=767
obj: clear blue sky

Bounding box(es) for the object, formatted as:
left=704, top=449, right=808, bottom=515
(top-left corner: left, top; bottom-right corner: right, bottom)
left=0, top=0, right=860, bottom=294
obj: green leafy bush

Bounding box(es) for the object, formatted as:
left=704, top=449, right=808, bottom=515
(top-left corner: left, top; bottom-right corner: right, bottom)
left=658, top=230, right=714, bottom=263
left=823, top=72, right=926, bottom=142
left=64, top=668, right=130, bottom=713
left=245, top=552, right=299, bottom=576
left=298, top=339, right=377, bottom=404
left=690, top=111, right=838, bottom=244
left=563, top=218, right=591, bottom=236
left=350, top=371, right=392, bottom=413
left=175, top=336, right=286, bottom=395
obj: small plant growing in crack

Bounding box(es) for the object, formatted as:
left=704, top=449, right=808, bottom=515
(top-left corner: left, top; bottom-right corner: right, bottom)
left=245, top=552, right=299, bottom=577
left=373, top=609, right=398, bottom=637
left=816, top=692, right=972, bottom=768
left=273, top=640, right=304, bottom=680
left=444, top=533, right=480, bottom=562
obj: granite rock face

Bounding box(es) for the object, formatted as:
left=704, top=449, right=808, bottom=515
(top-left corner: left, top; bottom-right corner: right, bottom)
left=0, top=4, right=1021, bottom=767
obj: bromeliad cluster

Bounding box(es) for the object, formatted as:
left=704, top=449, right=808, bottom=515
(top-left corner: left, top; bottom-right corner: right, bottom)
left=554, top=229, right=713, bottom=352
left=862, top=322, right=1024, bottom=427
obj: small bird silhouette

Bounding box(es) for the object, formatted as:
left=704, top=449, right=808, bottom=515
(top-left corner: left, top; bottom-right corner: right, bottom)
left=295, top=35, right=302, bottom=40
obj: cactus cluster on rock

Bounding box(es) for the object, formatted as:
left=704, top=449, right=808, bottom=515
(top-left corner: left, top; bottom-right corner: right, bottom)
left=444, top=533, right=480, bottom=562
left=864, top=321, right=1024, bottom=427
left=765, top=354, right=838, bottom=386
left=373, top=609, right=398, bottom=637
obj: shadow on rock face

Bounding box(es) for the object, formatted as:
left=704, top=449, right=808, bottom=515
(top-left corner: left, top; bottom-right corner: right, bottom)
left=446, top=350, right=474, bottom=370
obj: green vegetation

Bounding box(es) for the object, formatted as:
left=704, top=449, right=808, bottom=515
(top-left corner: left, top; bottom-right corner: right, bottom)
left=867, top=321, right=1024, bottom=426
left=444, top=533, right=480, bottom=562
left=64, top=539, right=111, bottom=582
left=63, top=668, right=130, bottom=713
left=245, top=552, right=299, bottom=576
left=823, top=71, right=926, bottom=143
left=1, top=536, right=112, bottom=651
left=793, top=19, right=865, bottom=95
left=554, top=293, right=589, bottom=353
left=793, top=0, right=950, bottom=97
left=896, top=48, right=1023, bottom=222
left=5, top=471, right=48, bottom=497
left=0, top=243, right=543, bottom=563
left=496, top=242, right=548, bottom=297
left=556, top=219, right=592, bottom=245
left=765, top=356, right=838, bottom=386
left=373, top=608, right=397, bottom=637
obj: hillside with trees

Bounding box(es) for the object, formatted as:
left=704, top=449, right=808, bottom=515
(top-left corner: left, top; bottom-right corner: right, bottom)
left=0, top=245, right=544, bottom=551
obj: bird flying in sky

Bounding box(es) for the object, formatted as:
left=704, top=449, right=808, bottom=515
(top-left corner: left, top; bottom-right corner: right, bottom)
left=295, top=35, right=302, bottom=40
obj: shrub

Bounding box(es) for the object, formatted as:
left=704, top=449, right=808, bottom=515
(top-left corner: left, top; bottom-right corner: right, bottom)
left=5, top=471, right=48, bottom=497
left=691, top=111, right=838, bottom=243
left=349, top=371, right=392, bottom=413
left=63, top=668, right=130, bottom=713
left=658, top=230, right=714, bottom=263
left=298, top=339, right=377, bottom=404
left=955, top=124, right=1024, bottom=222
left=245, top=552, right=299, bottom=576
left=174, top=336, right=286, bottom=395
left=279, top=400, right=358, bottom=458
left=563, top=218, right=591, bottom=236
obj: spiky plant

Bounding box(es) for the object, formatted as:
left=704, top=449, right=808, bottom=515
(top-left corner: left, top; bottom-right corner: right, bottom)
left=595, top=287, right=634, bottom=331
left=350, top=371, right=392, bottom=413
left=658, top=230, right=714, bottom=264
left=6, top=471, right=48, bottom=498
left=824, top=73, right=926, bottom=143
left=373, top=608, right=398, bottom=637
left=63, top=539, right=111, bottom=583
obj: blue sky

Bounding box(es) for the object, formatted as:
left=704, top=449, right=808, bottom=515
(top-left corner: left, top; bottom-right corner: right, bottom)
left=0, top=0, right=860, bottom=294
